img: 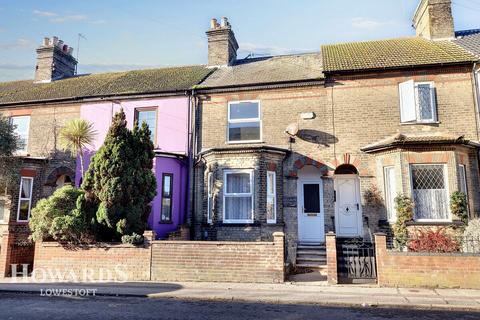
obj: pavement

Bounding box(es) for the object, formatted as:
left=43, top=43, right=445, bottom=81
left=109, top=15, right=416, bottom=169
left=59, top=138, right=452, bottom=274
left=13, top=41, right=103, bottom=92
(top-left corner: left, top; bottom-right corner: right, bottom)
left=0, top=278, right=480, bottom=312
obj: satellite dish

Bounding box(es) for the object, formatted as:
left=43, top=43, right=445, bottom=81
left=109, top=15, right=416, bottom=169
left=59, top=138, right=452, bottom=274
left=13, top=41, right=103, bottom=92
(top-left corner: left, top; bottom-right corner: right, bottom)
left=285, top=123, right=299, bottom=136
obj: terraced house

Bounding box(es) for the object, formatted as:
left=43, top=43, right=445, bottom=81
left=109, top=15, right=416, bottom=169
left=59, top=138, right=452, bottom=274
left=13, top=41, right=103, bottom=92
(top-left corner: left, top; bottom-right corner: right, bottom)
left=0, top=36, right=212, bottom=276
left=194, top=0, right=480, bottom=272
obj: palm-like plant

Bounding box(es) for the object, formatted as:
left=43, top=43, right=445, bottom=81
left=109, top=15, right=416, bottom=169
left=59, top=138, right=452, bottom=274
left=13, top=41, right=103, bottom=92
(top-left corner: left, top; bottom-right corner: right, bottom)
left=60, top=119, right=97, bottom=178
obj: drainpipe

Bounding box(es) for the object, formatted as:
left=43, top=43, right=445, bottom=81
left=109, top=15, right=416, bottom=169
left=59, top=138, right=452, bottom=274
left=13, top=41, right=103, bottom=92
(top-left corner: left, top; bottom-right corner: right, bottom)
left=472, top=63, right=480, bottom=220
left=187, top=89, right=197, bottom=239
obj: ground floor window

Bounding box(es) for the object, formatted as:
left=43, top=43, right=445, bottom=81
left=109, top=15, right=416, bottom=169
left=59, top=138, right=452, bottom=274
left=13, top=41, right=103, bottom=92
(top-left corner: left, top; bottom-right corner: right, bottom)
left=207, top=172, right=213, bottom=224
left=17, top=177, right=33, bottom=222
left=383, top=166, right=397, bottom=222
left=223, top=170, right=253, bottom=223
left=160, top=173, right=173, bottom=223
left=266, top=171, right=276, bottom=223
left=0, top=198, right=5, bottom=222
left=411, top=164, right=449, bottom=221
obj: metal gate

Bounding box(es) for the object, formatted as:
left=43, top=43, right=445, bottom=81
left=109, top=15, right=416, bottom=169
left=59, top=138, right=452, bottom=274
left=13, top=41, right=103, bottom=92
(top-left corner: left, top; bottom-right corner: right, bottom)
left=337, top=238, right=377, bottom=284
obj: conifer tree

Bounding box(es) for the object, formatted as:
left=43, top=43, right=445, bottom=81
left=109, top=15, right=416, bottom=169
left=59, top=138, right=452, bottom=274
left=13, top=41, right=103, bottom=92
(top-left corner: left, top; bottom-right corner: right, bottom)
left=81, top=110, right=156, bottom=240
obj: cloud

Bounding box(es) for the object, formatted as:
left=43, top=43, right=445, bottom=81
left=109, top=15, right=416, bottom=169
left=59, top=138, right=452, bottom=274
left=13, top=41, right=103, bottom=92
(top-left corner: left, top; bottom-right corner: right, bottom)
left=50, top=15, right=88, bottom=23
left=0, top=38, right=35, bottom=50
left=33, top=9, right=57, bottom=17
left=88, top=19, right=107, bottom=25
left=351, top=17, right=392, bottom=30
left=238, top=42, right=313, bottom=57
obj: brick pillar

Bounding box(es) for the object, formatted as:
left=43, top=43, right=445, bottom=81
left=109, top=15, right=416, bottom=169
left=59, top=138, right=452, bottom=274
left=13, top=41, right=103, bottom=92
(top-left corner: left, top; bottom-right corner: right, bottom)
left=273, top=232, right=285, bottom=283
left=374, top=233, right=387, bottom=286
left=326, top=232, right=337, bottom=285
left=0, top=231, right=15, bottom=277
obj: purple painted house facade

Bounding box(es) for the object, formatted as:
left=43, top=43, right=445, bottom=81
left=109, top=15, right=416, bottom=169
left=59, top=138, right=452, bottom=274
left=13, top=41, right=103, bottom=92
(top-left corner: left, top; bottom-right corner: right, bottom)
left=77, top=97, right=190, bottom=239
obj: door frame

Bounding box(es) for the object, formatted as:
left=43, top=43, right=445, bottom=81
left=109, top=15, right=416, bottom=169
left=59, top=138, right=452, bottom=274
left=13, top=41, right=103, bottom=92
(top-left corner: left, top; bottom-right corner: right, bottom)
left=297, top=177, right=325, bottom=242
left=334, top=174, right=363, bottom=238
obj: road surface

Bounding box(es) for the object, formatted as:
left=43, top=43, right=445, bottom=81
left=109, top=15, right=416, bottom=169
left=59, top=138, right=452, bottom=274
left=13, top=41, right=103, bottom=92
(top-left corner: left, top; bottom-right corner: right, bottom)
left=0, top=292, right=478, bottom=320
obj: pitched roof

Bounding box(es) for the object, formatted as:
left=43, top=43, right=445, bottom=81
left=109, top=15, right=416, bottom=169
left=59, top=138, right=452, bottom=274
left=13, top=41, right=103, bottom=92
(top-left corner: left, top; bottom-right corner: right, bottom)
left=0, top=65, right=212, bottom=106
left=199, top=52, right=323, bottom=88
left=361, top=133, right=480, bottom=153
left=454, top=29, right=480, bottom=58
left=321, top=37, right=477, bottom=73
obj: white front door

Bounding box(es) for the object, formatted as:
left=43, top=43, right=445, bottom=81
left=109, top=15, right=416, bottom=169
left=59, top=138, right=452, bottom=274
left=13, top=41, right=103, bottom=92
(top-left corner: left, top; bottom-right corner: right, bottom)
left=335, top=175, right=363, bottom=237
left=298, top=180, right=325, bottom=242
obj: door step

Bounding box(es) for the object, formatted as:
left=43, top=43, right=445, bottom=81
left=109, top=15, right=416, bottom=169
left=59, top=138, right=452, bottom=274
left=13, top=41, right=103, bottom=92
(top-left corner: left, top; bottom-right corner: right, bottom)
left=295, top=242, right=327, bottom=273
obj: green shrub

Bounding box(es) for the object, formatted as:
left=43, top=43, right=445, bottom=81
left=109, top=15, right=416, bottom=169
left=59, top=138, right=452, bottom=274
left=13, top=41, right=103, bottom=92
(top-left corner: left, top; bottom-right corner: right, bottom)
left=392, top=194, right=414, bottom=250
left=29, top=186, right=93, bottom=243
left=121, top=233, right=144, bottom=245
left=450, top=191, right=468, bottom=225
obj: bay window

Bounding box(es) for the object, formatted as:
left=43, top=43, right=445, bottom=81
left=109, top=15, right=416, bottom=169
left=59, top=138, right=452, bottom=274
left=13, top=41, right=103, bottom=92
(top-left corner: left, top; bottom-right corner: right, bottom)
left=223, top=170, right=253, bottom=223
left=207, top=172, right=213, bottom=224
left=266, top=171, right=276, bottom=224
left=227, top=101, right=261, bottom=143
left=383, top=166, right=397, bottom=222
left=411, top=164, right=449, bottom=221
left=160, top=173, right=173, bottom=223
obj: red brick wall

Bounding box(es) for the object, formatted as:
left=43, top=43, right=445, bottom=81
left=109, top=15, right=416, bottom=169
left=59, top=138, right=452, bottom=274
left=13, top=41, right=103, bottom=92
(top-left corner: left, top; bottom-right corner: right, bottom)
left=375, top=234, right=480, bottom=289
left=32, top=232, right=155, bottom=282
left=0, top=231, right=35, bottom=277
left=326, top=232, right=337, bottom=285
left=151, top=232, right=285, bottom=283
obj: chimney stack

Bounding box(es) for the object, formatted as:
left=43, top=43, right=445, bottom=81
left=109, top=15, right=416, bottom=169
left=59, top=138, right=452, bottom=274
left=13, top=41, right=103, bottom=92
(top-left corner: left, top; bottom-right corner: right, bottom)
left=206, top=17, right=238, bottom=67
left=34, top=36, right=78, bottom=83
left=413, top=0, right=455, bottom=40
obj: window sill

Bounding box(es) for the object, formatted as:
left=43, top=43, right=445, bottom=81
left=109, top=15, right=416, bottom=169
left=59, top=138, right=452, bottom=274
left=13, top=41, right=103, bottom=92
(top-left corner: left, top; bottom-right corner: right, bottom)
left=400, top=121, right=440, bottom=126
left=226, top=141, right=264, bottom=145
left=406, top=220, right=463, bottom=226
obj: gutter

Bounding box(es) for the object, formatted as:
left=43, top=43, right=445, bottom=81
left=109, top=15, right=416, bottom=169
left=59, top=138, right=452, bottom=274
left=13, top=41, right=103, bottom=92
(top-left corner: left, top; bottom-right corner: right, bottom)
left=195, top=79, right=325, bottom=94
left=0, top=89, right=193, bottom=108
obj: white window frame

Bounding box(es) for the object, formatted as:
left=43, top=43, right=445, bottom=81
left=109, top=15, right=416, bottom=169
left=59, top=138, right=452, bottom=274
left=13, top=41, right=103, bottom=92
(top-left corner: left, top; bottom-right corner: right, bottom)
left=266, top=171, right=277, bottom=224
left=399, top=80, right=437, bottom=124
left=227, top=100, right=262, bottom=144
left=10, top=115, right=30, bottom=154
left=223, top=169, right=254, bottom=224
left=17, top=177, right=34, bottom=222
left=0, top=196, right=7, bottom=223
left=383, top=166, right=397, bottom=223
left=409, top=164, right=451, bottom=222
left=207, top=172, right=213, bottom=224
left=458, top=164, right=469, bottom=215
left=414, top=81, right=437, bottom=123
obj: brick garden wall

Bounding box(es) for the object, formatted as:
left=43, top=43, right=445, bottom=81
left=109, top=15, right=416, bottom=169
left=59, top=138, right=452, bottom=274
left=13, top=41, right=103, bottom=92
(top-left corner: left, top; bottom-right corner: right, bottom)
left=32, top=231, right=285, bottom=283
left=151, top=232, right=285, bottom=283
left=32, top=232, right=155, bottom=281
left=375, top=234, right=480, bottom=289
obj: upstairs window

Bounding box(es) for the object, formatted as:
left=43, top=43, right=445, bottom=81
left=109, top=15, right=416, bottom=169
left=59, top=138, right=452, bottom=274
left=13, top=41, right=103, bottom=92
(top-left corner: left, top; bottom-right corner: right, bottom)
left=399, top=80, right=437, bottom=123
left=227, top=101, right=261, bottom=143
left=223, top=170, right=254, bottom=223
left=135, top=108, right=157, bottom=144
left=11, top=116, right=30, bottom=153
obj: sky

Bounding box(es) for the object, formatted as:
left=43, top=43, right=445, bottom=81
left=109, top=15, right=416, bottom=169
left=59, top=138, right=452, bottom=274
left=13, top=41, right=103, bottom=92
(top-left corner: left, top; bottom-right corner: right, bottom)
left=0, top=0, right=479, bottom=82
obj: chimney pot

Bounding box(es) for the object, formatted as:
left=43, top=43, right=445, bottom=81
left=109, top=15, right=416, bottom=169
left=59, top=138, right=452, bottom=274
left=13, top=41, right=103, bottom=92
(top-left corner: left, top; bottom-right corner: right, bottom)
left=63, top=44, right=68, bottom=53
left=43, top=37, right=50, bottom=46
left=220, top=17, right=229, bottom=28
left=68, top=47, right=74, bottom=55
left=52, top=36, right=58, bottom=45
left=210, top=18, right=218, bottom=29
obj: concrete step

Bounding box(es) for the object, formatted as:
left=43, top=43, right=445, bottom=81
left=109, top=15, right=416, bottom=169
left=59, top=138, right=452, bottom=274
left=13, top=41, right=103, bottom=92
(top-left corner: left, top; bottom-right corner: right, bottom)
left=296, top=263, right=328, bottom=270
left=297, top=256, right=327, bottom=263
left=297, top=250, right=327, bottom=256
left=297, top=245, right=326, bottom=251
